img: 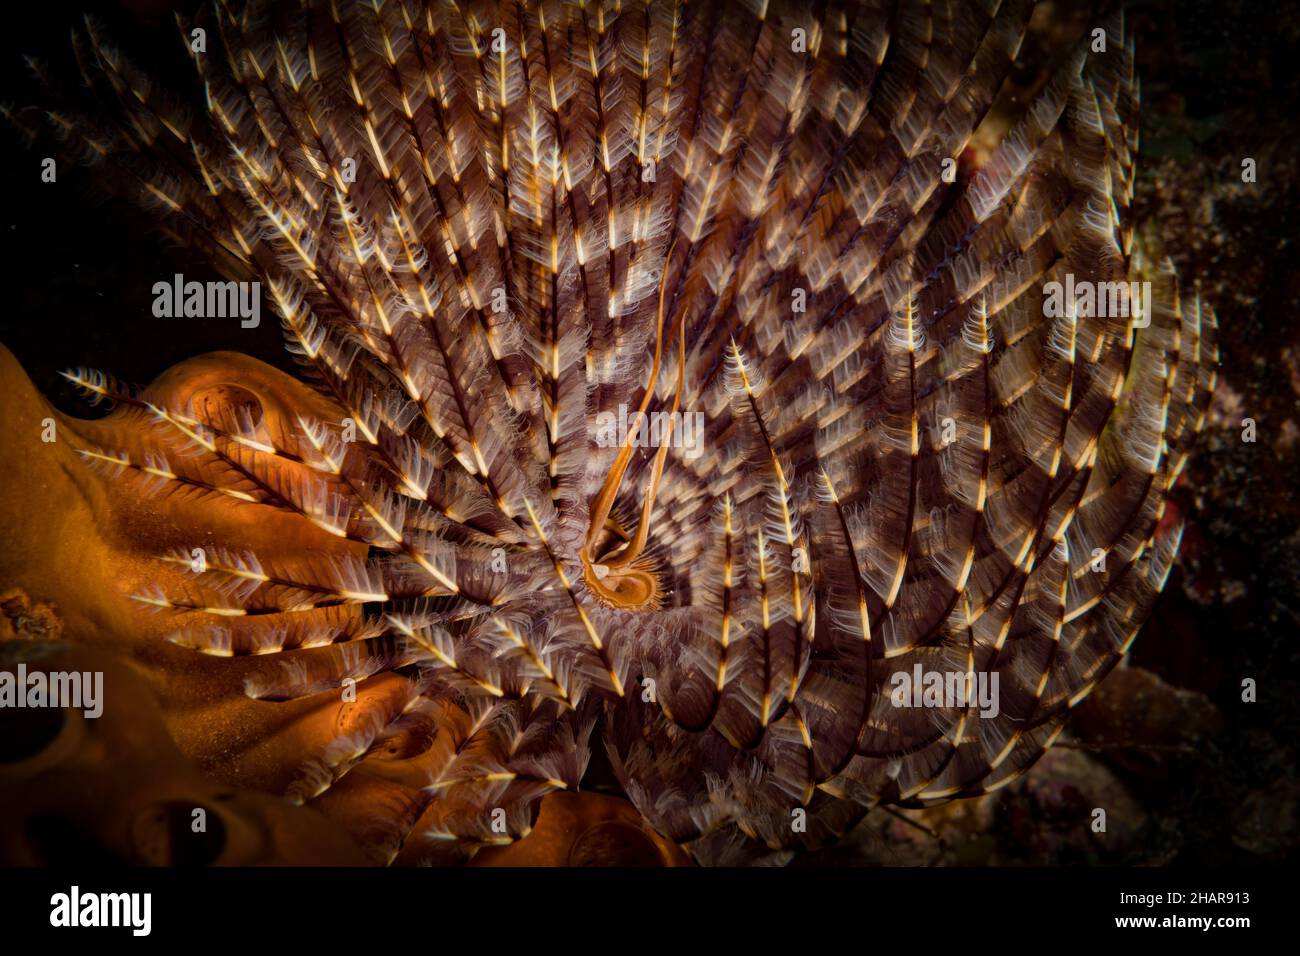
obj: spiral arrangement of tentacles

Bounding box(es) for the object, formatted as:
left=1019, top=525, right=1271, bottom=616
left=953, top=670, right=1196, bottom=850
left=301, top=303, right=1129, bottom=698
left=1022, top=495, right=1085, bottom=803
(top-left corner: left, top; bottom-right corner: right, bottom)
left=8, top=0, right=1217, bottom=864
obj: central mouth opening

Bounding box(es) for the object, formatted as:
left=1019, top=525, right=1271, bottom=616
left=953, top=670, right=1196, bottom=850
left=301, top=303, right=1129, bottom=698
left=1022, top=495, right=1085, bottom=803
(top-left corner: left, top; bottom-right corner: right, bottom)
left=581, top=553, right=663, bottom=612
left=581, top=517, right=663, bottom=611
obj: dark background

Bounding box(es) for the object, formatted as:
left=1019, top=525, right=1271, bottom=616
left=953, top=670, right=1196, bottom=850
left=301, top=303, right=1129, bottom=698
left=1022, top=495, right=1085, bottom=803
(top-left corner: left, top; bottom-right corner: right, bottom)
left=1, top=0, right=1296, bottom=865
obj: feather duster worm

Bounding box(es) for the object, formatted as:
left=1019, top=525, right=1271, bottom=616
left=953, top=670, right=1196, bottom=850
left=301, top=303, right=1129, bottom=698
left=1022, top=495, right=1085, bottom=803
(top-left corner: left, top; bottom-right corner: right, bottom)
left=0, top=0, right=1217, bottom=865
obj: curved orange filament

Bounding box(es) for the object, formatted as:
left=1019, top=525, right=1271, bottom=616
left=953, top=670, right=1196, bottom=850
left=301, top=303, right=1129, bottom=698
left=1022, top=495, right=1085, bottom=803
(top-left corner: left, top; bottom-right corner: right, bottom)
left=603, top=286, right=686, bottom=570
left=582, top=243, right=685, bottom=603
